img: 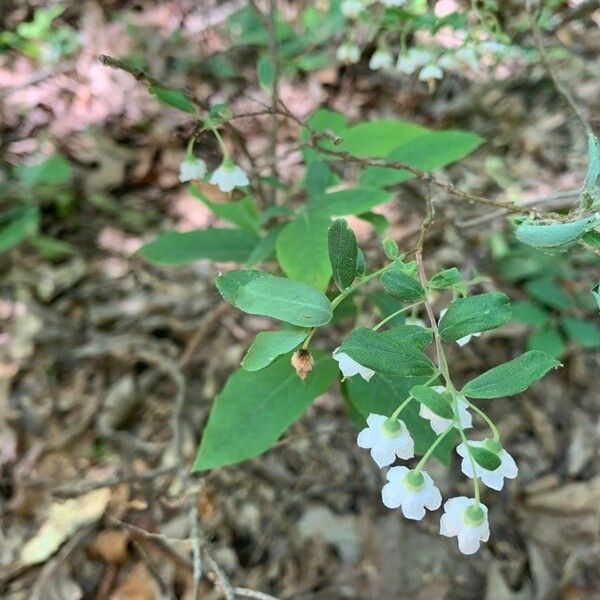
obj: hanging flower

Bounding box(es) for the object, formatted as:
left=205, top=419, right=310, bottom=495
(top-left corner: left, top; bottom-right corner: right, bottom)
left=357, top=413, right=415, bottom=468
left=179, top=157, right=207, bottom=182
left=333, top=348, right=374, bottom=381
left=341, top=0, right=364, bottom=18
left=418, top=64, right=444, bottom=82
left=396, top=48, right=432, bottom=74
left=210, top=160, right=249, bottom=192
left=440, top=497, right=490, bottom=555
left=455, top=46, right=479, bottom=71
left=381, top=466, right=442, bottom=519
left=337, top=42, right=361, bottom=65
left=369, top=49, right=393, bottom=71
left=456, top=440, right=518, bottom=491
left=419, top=386, right=472, bottom=435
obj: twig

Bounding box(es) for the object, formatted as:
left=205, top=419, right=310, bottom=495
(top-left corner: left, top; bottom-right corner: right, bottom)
left=455, top=187, right=587, bottom=227
left=528, top=3, right=594, bottom=137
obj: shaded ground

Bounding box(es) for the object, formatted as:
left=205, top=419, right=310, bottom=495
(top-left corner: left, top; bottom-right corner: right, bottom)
left=1, top=2, right=599, bottom=599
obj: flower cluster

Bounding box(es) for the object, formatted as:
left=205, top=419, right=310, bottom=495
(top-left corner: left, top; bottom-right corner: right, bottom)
left=337, top=0, right=516, bottom=82
left=179, top=156, right=249, bottom=193
left=335, top=319, right=517, bottom=555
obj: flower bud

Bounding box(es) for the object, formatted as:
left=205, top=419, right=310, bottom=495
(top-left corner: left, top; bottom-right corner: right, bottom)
left=291, top=349, right=314, bottom=380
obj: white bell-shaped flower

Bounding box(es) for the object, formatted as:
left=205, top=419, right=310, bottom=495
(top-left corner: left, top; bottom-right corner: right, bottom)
left=419, top=386, right=472, bottom=434
left=369, top=49, right=393, bottom=71
left=382, top=0, right=406, bottom=6
left=418, top=64, right=444, bottom=81
left=456, top=440, right=518, bottom=491
left=179, top=157, right=207, bottom=182
left=357, top=413, right=415, bottom=468
left=396, top=48, right=432, bottom=74
left=440, top=497, right=489, bottom=555
left=337, top=43, right=361, bottom=64
left=333, top=347, right=374, bottom=381
left=341, top=0, right=364, bottom=18
left=382, top=466, right=442, bottom=519
left=454, top=46, right=479, bottom=71
left=210, top=161, right=249, bottom=192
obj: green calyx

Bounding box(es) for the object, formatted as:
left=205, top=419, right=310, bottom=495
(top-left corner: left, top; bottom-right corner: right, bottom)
left=464, top=504, right=485, bottom=526
left=382, top=417, right=402, bottom=436
left=403, top=470, right=425, bottom=491
left=483, top=438, right=502, bottom=454
left=222, top=157, right=235, bottom=171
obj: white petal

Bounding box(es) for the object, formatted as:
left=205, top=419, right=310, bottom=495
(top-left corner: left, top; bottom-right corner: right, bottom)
left=457, top=527, right=483, bottom=555
left=393, top=432, right=414, bottom=460
left=440, top=512, right=460, bottom=537
left=371, top=444, right=396, bottom=468
left=366, top=413, right=386, bottom=428
left=400, top=493, right=426, bottom=520
left=456, top=333, right=473, bottom=347
left=480, top=468, right=506, bottom=491
left=424, top=485, right=442, bottom=511
left=358, top=364, right=375, bottom=381
left=357, top=427, right=377, bottom=449
left=419, top=64, right=443, bottom=81
left=500, top=450, right=518, bottom=479
left=381, top=482, right=405, bottom=509
left=386, top=465, right=409, bottom=483
left=456, top=397, right=473, bottom=429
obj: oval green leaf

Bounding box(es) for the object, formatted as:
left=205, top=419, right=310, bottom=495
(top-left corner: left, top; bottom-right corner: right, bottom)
left=380, top=269, right=425, bottom=302
left=461, top=351, right=561, bottom=399
left=515, top=217, right=598, bottom=253
left=438, top=292, right=511, bottom=342
left=410, top=385, right=454, bottom=419
left=235, top=276, right=333, bottom=327
left=328, top=218, right=358, bottom=291
left=242, top=328, right=310, bottom=371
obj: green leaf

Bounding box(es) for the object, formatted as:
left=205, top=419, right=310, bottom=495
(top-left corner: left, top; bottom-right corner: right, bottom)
left=381, top=325, right=433, bottom=350
left=257, top=55, right=275, bottom=90
left=335, top=119, right=427, bottom=158
left=380, top=269, right=425, bottom=302
left=139, top=228, right=259, bottom=264
left=344, top=374, right=455, bottom=464
left=560, top=317, right=600, bottom=349
left=242, top=328, right=310, bottom=371
left=470, top=445, right=501, bottom=471
left=276, top=211, right=331, bottom=290
left=192, top=189, right=260, bottom=233
left=429, top=267, right=461, bottom=289
left=438, top=292, right=511, bottom=342
left=338, top=327, right=435, bottom=377
left=0, top=205, right=40, bottom=253
left=585, top=133, right=599, bottom=193
left=193, top=352, right=338, bottom=470
left=461, top=351, right=561, bottom=399
left=246, top=223, right=286, bottom=266
left=511, top=301, right=551, bottom=326
left=327, top=219, right=358, bottom=291
left=410, top=385, right=453, bottom=419
left=309, top=187, right=393, bottom=216
left=15, top=154, right=72, bottom=187
left=355, top=249, right=366, bottom=278
left=304, top=161, right=333, bottom=198
left=149, top=86, right=195, bottom=114
left=527, top=328, right=564, bottom=358
left=216, top=269, right=270, bottom=303
left=525, top=277, right=572, bottom=310
left=358, top=211, right=389, bottom=234
left=360, top=130, right=484, bottom=187
left=231, top=275, right=333, bottom=327
left=382, top=238, right=399, bottom=259
left=515, top=217, right=599, bottom=254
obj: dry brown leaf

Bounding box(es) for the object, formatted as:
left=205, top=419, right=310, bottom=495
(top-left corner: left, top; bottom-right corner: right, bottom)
left=20, top=488, right=111, bottom=566
left=88, top=530, right=130, bottom=564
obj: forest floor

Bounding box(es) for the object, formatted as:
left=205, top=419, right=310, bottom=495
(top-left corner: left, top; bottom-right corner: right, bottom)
left=1, top=2, right=599, bottom=599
